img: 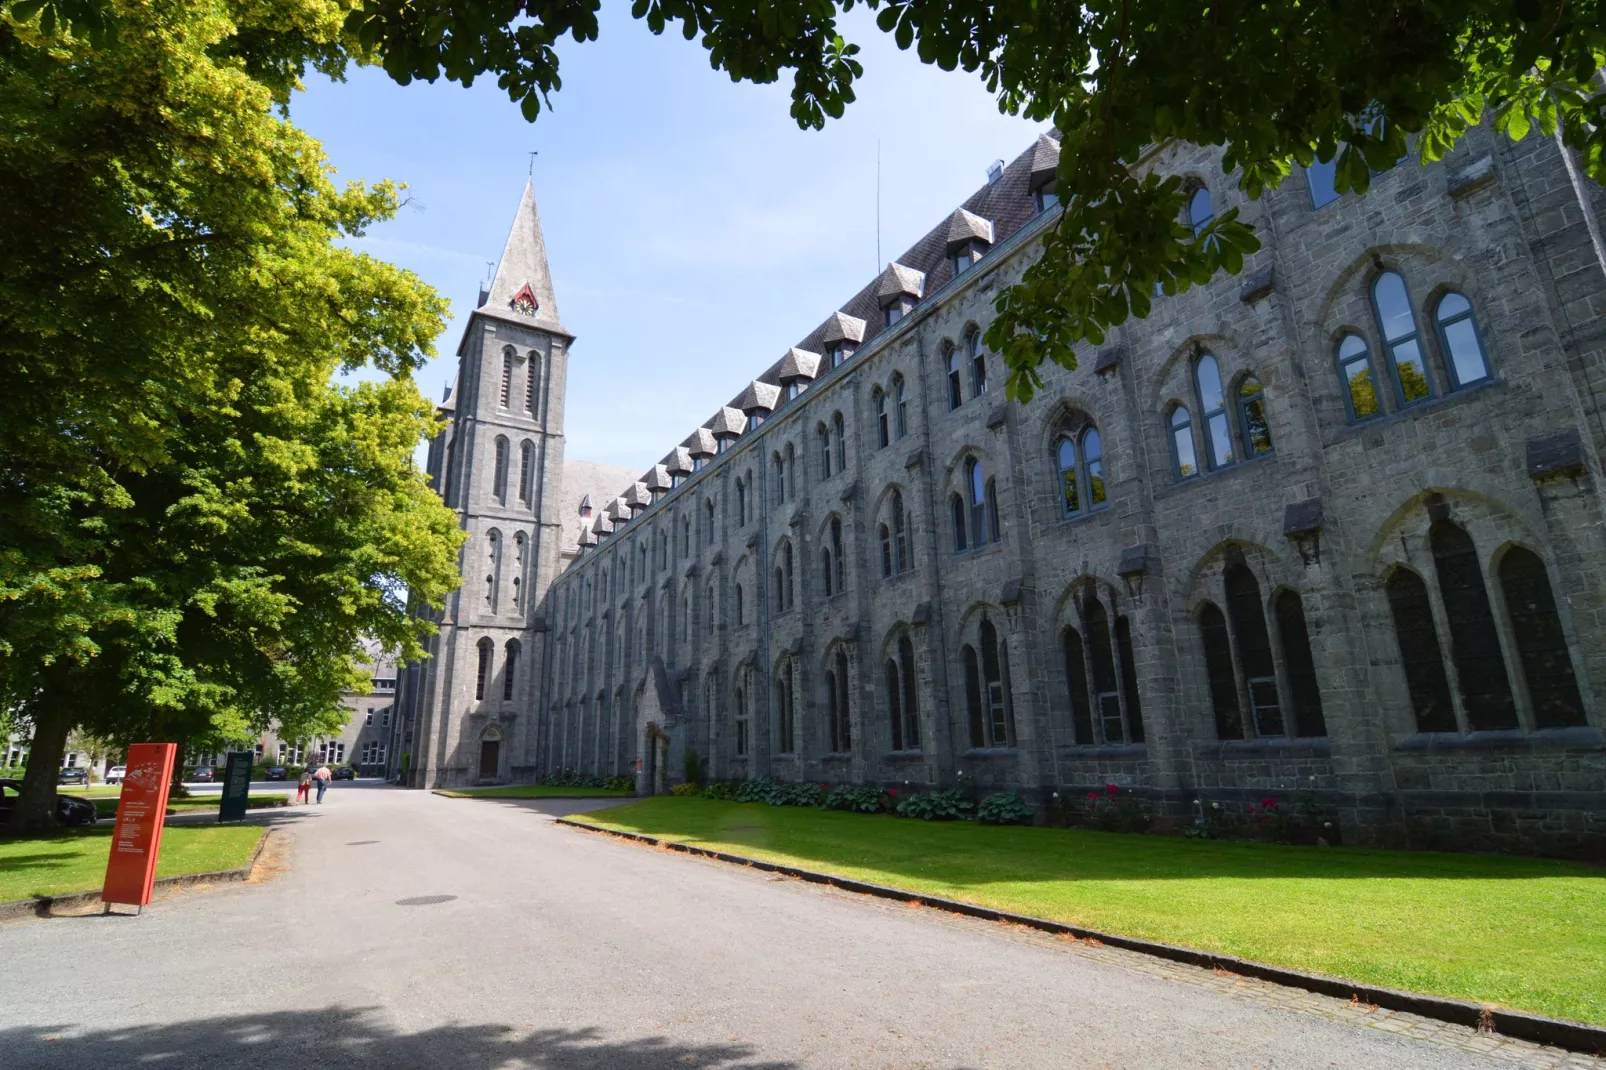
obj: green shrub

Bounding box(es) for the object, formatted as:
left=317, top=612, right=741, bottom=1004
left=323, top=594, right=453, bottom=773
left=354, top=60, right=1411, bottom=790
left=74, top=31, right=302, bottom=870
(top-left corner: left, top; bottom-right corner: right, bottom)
left=768, top=781, right=824, bottom=807
left=822, top=785, right=888, bottom=813
left=670, top=782, right=702, bottom=797
left=702, top=780, right=740, bottom=801
left=976, top=791, right=1033, bottom=825
left=735, top=776, right=777, bottom=803
left=895, top=786, right=972, bottom=821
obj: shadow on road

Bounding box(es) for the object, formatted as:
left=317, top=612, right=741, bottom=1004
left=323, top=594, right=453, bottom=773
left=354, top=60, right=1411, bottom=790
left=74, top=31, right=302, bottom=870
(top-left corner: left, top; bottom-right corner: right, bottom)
left=0, top=1007, right=802, bottom=1069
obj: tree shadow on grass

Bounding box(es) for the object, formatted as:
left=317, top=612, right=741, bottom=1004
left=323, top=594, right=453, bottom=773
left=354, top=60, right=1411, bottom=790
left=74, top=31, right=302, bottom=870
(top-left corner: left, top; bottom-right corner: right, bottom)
left=0, top=1007, right=804, bottom=1069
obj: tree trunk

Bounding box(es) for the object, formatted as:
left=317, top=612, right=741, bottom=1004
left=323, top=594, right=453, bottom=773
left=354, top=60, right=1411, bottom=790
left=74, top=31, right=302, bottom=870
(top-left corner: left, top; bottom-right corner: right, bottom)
left=5, top=698, right=72, bottom=835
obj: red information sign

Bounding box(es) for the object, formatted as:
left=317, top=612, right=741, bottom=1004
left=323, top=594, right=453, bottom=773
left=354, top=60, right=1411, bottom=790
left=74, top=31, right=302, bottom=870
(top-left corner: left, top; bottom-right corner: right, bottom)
left=102, top=743, right=177, bottom=909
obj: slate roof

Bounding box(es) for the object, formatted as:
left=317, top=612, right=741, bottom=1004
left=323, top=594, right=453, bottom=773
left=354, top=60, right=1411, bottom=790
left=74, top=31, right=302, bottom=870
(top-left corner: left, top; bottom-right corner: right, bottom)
left=662, top=446, right=693, bottom=475
left=708, top=406, right=748, bottom=437
left=558, top=458, right=640, bottom=555
left=875, top=262, right=926, bottom=302
left=459, top=181, right=569, bottom=354
left=777, top=347, right=822, bottom=382
left=821, top=310, right=868, bottom=345
left=735, top=381, right=782, bottom=414
left=946, top=208, right=995, bottom=247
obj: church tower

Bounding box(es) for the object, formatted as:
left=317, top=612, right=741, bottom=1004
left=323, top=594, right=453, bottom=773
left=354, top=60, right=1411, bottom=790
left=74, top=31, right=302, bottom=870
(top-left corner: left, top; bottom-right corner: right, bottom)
left=409, top=183, right=572, bottom=787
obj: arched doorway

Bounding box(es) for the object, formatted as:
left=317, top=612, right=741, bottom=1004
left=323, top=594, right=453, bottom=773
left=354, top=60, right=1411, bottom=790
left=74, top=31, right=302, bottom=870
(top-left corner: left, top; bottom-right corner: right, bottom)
left=478, top=724, right=502, bottom=781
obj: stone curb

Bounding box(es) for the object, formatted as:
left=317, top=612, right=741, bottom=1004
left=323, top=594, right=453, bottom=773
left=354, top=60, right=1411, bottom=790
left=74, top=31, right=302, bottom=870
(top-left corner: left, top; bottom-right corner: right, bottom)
left=556, top=818, right=1606, bottom=1057
left=0, top=827, right=273, bottom=923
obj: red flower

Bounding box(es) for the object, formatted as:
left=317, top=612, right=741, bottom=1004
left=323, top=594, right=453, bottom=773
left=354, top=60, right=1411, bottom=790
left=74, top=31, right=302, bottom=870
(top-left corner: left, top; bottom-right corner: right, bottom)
left=1248, top=804, right=1258, bottom=813
left=1261, top=796, right=1279, bottom=809
left=1105, top=783, right=1119, bottom=795
left=888, top=788, right=899, bottom=797
left=1087, top=792, right=1099, bottom=801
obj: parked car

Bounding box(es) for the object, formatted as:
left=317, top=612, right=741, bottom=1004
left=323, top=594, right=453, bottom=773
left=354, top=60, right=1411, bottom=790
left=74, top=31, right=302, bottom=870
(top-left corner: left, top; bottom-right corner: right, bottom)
left=264, top=766, right=287, bottom=781
left=105, top=765, right=127, bottom=785
left=190, top=767, right=215, bottom=783
left=57, top=767, right=89, bottom=786
left=0, top=779, right=98, bottom=826
left=332, top=765, right=356, bottom=780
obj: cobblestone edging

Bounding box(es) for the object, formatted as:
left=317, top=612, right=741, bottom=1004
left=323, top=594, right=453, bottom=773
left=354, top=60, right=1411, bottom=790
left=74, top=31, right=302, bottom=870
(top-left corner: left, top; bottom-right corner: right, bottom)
left=556, top=817, right=1606, bottom=1058
left=0, top=827, right=273, bottom=923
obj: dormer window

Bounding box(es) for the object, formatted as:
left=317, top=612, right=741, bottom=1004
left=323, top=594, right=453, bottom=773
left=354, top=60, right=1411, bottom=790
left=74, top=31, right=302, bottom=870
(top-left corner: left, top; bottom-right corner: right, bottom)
left=693, top=455, right=707, bottom=471
left=1033, top=184, right=1059, bottom=214
left=716, top=438, right=732, bottom=454
left=749, top=412, right=766, bottom=429
left=882, top=296, right=913, bottom=328
left=828, top=343, right=854, bottom=368
left=672, top=473, right=686, bottom=487
left=784, top=382, right=801, bottom=401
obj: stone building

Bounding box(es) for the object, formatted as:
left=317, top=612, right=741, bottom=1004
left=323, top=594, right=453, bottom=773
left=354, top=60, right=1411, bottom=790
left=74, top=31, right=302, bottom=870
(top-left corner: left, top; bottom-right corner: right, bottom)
left=409, top=123, right=1606, bottom=858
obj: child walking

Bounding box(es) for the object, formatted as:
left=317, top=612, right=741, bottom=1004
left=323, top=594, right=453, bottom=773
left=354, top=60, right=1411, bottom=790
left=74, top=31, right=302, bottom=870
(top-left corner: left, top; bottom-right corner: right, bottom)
left=297, top=768, right=312, bottom=804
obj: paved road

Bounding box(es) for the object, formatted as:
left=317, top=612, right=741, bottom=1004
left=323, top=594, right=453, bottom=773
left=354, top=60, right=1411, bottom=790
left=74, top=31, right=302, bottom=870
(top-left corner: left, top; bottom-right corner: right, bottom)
left=0, top=785, right=1592, bottom=1069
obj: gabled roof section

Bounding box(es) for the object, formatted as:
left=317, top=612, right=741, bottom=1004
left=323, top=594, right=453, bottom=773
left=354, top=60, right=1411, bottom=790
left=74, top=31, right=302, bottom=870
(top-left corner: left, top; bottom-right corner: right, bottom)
left=735, top=381, right=781, bottom=414
left=875, top=262, right=926, bottom=302
left=821, top=311, right=867, bottom=345
left=708, top=406, right=749, bottom=437
left=1030, top=133, right=1061, bottom=188
left=460, top=181, right=569, bottom=352
left=778, top=347, right=822, bottom=381
left=683, top=427, right=717, bottom=457
left=946, top=208, right=995, bottom=247
left=607, top=498, right=631, bottom=522
left=623, top=482, right=652, bottom=510
left=662, top=446, right=693, bottom=475
left=644, top=464, right=672, bottom=492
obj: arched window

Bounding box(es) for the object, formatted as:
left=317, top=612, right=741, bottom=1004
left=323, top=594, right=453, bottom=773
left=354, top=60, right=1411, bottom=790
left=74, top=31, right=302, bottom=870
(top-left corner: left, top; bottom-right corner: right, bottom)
left=485, top=530, right=501, bottom=612
left=735, top=583, right=745, bottom=626
left=1430, top=522, right=1516, bottom=730
left=884, top=655, right=904, bottom=750
left=775, top=662, right=796, bottom=754
left=1435, top=292, right=1492, bottom=388
left=525, top=352, right=538, bottom=413
left=493, top=436, right=510, bottom=501
left=1198, top=603, right=1243, bottom=739
left=962, top=644, right=984, bottom=747
left=512, top=532, right=527, bottom=611
left=1114, top=615, right=1145, bottom=742
left=818, top=423, right=833, bottom=478
left=705, top=581, right=715, bottom=630
left=878, top=523, right=893, bottom=578
left=897, top=636, right=919, bottom=750
left=1237, top=376, right=1273, bottom=456
left=892, top=491, right=909, bottom=573
left=786, top=443, right=797, bottom=499
left=950, top=494, right=968, bottom=553
left=475, top=638, right=493, bottom=701
left=966, top=458, right=996, bottom=546
left=1188, top=185, right=1215, bottom=242
left=1336, top=334, right=1380, bottom=421
left=736, top=475, right=748, bottom=527
left=893, top=376, right=909, bottom=439
left=1372, top=271, right=1433, bottom=405
left=968, top=332, right=988, bottom=397
left=1195, top=354, right=1234, bottom=470
left=821, top=543, right=835, bottom=596
left=734, top=684, right=748, bottom=756
left=1499, top=547, right=1585, bottom=728
left=829, top=649, right=852, bottom=752
left=705, top=499, right=715, bottom=545
left=830, top=517, right=845, bottom=592
left=1273, top=591, right=1326, bottom=737
left=977, top=618, right=1014, bottom=747
left=1057, top=427, right=1108, bottom=517
left=1170, top=406, right=1199, bottom=479
left=503, top=640, right=520, bottom=701
left=947, top=348, right=963, bottom=409
left=772, top=453, right=785, bottom=505
left=1225, top=563, right=1283, bottom=736
left=519, top=440, right=534, bottom=502
left=1061, top=626, right=1095, bottom=745
left=833, top=412, right=846, bottom=471
left=500, top=349, right=514, bottom=408
left=874, top=390, right=890, bottom=448
left=680, top=516, right=691, bottom=560
left=1085, top=598, right=1123, bottom=743
left=1385, top=567, right=1456, bottom=733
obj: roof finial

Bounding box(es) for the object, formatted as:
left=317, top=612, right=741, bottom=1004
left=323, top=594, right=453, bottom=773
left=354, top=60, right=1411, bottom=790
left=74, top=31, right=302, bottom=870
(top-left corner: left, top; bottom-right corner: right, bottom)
left=528, top=150, right=539, bottom=177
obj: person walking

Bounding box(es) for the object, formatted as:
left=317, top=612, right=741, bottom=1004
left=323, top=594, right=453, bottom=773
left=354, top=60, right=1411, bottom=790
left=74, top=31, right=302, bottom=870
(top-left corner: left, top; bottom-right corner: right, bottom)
left=314, top=763, right=332, bottom=804
left=296, top=768, right=312, bottom=805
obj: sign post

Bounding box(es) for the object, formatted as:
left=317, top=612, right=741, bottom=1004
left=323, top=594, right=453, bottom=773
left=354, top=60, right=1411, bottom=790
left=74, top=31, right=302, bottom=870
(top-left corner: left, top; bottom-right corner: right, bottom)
left=219, top=750, right=252, bottom=822
left=102, top=743, right=177, bottom=913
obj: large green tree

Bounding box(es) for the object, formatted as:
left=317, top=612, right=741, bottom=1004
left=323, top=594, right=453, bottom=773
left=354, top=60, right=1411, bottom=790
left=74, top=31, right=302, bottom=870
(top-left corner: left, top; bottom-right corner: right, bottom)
left=0, top=0, right=464, bottom=832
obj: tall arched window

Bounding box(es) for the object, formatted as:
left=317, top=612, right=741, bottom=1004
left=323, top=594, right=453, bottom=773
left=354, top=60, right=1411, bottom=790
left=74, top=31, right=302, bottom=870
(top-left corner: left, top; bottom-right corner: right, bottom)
left=962, top=644, right=984, bottom=747
left=705, top=499, right=715, bottom=545
left=1499, top=547, right=1585, bottom=728
left=874, top=390, right=890, bottom=448
left=1195, top=354, right=1234, bottom=470
left=1225, top=563, right=1283, bottom=736
left=500, top=349, right=514, bottom=408
left=525, top=352, right=538, bottom=413
left=518, top=440, right=534, bottom=502
left=947, top=348, right=963, bottom=409
left=775, top=662, right=796, bottom=754
left=1336, top=334, right=1380, bottom=421
left=818, top=423, right=833, bottom=477
left=1170, top=407, right=1199, bottom=479
left=821, top=542, right=835, bottom=596
left=493, top=436, right=510, bottom=501
left=1114, top=615, right=1145, bottom=742
left=1434, top=292, right=1492, bottom=389
left=736, top=475, right=748, bottom=527
left=968, top=332, right=988, bottom=397
left=829, top=649, right=852, bottom=752
left=1199, top=603, right=1243, bottom=739
left=830, top=516, right=844, bottom=592
left=772, top=453, right=785, bottom=505
left=977, top=617, right=1013, bottom=747
left=965, top=458, right=996, bottom=546
left=485, top=530, right=501, bottom=612
left=897, top=636, right=919, bottom=750
left=1061, top=626, right=1095, bottom=745
left=950, top=493, right=968, bottom=552
left=512, top=532, right=527, bottom=611
left=1372, top=271, right=1433, bottom=405
left=1085, top=598, right=1124, bottom=743
left=503, top=640, right=520, bottom=701
left=833, top=412, right=846, bottom=471
left=786, top=443, right=796, bottom=499
left=734, top=684, right=748, bottom=756
left=879, top=522, right=893, bottom=578
left=1188, top=185, right=1215, bottom=243
left=1430, top=522, right=1516, bottom=730
left=892, top=491, right=909, bottom=572
left=885, top=655, right=904, bottom=750
left=1237, top=376, right=1273, bottom=456
left=1274, top=591, right=1326, bottom=737
left=475, top=638, right=493, bottom=701
left=1386, top=567, right=1456, bottom=733
left=1057, top=427, right=1108, bottom=517
left=705, top=581, right=715, bottom=630
left=735, top=583, right=745, bottom=626
left=893, top=376, right=909, bottom=439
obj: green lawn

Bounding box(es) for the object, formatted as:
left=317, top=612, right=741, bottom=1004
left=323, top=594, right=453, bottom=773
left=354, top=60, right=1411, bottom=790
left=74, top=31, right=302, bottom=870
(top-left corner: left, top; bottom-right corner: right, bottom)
left=436, top=785, right=634, bottom=799
left=572, top=798, right=1606, bottom=1027
left=58, top=786, right=124, bottom=798
left=0, top=824, right=265, bottom=901
left=89, top=795, right=288, bottom=817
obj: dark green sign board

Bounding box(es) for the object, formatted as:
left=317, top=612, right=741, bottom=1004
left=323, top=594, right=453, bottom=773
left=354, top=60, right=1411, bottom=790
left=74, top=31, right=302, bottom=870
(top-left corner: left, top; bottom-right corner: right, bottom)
left=219, top=751, right=253, bottom=822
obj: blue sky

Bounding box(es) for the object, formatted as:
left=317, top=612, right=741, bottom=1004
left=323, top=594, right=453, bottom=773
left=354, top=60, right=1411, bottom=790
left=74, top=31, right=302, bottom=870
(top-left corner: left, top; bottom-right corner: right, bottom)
left=293, top=5, right=1044, bottom=470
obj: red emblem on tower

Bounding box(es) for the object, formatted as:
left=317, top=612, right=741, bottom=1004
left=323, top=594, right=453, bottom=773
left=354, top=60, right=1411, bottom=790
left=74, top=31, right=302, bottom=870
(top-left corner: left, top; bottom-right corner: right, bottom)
left=510, top=282, right=539, bottom=316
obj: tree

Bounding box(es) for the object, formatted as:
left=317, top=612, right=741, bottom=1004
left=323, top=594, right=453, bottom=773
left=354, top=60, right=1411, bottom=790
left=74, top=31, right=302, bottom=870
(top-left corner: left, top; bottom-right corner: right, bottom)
left=0, top=0, right=464, bottom=832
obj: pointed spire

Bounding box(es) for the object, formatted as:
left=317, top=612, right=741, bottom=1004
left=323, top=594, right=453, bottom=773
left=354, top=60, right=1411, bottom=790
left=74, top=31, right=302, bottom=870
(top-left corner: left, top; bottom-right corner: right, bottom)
left=482, top=181, right=567, bottom=336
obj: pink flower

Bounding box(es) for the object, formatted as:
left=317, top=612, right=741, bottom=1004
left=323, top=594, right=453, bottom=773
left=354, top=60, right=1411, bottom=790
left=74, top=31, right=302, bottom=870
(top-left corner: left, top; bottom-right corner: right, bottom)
left=888, top=788, right=899, bottom=797
left=1248, top=804, right=1258, bottom=813
left=1087, top=792, right=1099, bottom=801
left=1105, top=784, right=1119, bottom=795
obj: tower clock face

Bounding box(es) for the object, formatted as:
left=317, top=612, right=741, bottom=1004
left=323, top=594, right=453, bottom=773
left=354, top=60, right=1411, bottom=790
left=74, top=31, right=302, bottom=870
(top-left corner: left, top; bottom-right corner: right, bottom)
left=511, top=282, right=540, bottom=316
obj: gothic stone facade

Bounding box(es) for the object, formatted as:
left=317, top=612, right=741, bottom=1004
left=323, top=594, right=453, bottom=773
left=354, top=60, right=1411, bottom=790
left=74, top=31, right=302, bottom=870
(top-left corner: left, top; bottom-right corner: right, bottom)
left=441, top=124, right=1606, bottom=859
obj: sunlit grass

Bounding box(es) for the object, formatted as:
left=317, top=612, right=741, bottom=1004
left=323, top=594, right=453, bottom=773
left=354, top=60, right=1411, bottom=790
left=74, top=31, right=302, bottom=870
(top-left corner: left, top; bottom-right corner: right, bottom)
left=0, top=825, right=265, bottom=901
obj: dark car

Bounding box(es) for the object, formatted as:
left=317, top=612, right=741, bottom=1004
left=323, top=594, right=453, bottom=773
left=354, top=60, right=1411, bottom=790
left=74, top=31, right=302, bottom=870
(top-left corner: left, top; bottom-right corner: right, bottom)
left=0, top=779, right=98, bottom=826
left=57, top=767, right=89, bottom=786
left=190, top=767, right=215, bottom=783
left=264, top=766, right=287, bottom=781
left=332, top=766, right=356, bottom=780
